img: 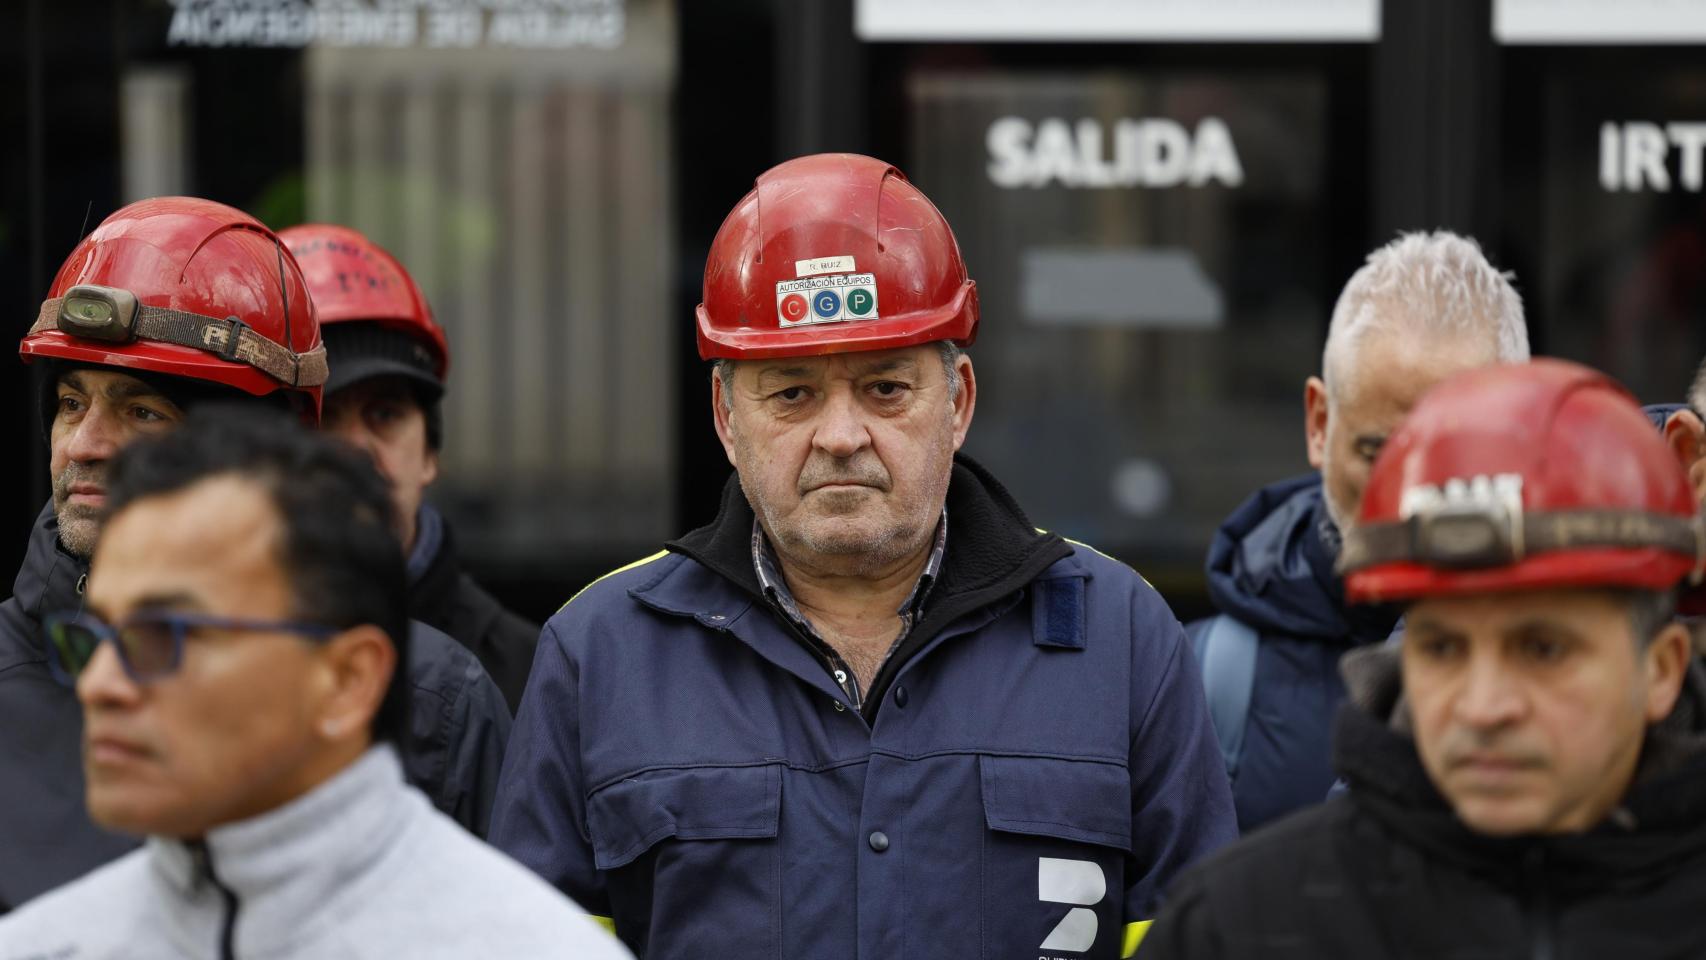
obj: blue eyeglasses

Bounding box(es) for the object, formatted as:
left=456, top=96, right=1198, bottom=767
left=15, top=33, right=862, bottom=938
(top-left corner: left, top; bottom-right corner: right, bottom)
left=43, top=610, right=338, bottom=685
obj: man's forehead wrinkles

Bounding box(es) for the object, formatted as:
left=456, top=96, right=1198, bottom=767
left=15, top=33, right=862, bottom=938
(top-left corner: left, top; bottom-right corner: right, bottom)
left=58, top=370, right=164, bottom=403
left=106, top=379, right=166, bottom=402
left=751, top=354, right=921, bottom=380
left=755, top=365, right=816, bottom=381
left=855, top=356, right=918, bottom=375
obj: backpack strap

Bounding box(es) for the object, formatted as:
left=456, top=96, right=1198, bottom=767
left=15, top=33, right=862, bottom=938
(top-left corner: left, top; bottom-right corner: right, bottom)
left=1191, top=614, right=1260, bottom=782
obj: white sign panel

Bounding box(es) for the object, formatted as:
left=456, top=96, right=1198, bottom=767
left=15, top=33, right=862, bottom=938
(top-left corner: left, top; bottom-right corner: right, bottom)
left=165, top=0, right=625, bottom=50
left=1495, top=0, right=1706, bottom=44
left=856, top=0, right=1379, bottom=42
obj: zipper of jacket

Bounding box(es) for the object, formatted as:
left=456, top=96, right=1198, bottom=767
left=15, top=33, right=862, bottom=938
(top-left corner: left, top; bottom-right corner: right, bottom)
left=1522, top=847, right=1555, bottom=960
left=191, top=841, right=241, bottom=960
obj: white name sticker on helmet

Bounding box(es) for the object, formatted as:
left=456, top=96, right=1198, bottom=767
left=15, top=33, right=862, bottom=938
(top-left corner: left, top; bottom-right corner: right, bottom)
left=1400, top=473, right=1525, bottom=520
left=775, top=273, right=880, bottom=327
left=795, top=255, right=857, bottom=278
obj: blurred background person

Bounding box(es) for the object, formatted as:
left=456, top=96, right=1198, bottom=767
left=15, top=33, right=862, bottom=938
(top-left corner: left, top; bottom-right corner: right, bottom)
left=1146, top=359, right=1706, bottom=958
left=1189, top=231, right=1528, bottom=833
left=282, top=223, right=538, bottom=711
left=0, top=198, right=507, bottom=914
left=0, top=407, right=631, bottom=959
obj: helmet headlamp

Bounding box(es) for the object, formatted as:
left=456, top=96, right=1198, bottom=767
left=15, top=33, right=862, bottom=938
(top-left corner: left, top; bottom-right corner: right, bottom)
left=58, top=285, right=139, bottom=342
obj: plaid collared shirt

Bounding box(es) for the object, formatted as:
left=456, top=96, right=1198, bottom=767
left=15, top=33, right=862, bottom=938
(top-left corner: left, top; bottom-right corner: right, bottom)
left=751, top=510, right=947, bottom=710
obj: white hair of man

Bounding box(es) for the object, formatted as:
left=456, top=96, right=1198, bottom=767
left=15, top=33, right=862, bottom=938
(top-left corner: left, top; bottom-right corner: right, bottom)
left=1321, top=231, right=1529, bottom=403
left=1688, top=357, right=1706, bottom=415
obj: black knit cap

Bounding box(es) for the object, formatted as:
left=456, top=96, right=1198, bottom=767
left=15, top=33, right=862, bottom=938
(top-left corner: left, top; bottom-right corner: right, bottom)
left=322, top=322, right=445, bottom=400
left=322, top=321, right=446, bottom=449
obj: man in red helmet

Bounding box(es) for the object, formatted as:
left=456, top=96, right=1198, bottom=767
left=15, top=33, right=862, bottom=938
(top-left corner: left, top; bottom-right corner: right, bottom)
left=0, top=198, right=510, bottom=914
left=281, top=224, right=538, bottom=710
left=490, top=154, right=1236, bottom=959
left=1144, top=359, right=1706, bottom=958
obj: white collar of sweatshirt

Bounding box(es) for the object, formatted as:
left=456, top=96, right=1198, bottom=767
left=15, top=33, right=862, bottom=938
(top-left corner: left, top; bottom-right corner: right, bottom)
left=147, top=745, right=414, bottom=953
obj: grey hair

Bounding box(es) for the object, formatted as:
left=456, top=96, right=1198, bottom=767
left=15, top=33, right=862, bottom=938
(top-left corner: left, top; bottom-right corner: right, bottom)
left=716, top=341, right=963, bottom=411
left=1322, top=231, right=1529, bottom=403
left=1627, top=588, right=1679, bottom=650
left=1687, top=357, right=1706, bottom=415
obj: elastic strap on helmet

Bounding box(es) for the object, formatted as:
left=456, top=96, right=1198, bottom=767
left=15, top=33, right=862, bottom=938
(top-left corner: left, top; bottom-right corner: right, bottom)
left=1340, top=508, right=1706, bottom=575
left=32, top=297, right=327, bottom=389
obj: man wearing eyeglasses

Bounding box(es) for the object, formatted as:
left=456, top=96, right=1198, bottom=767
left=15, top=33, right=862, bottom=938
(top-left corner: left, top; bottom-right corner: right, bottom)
left=0, top=198, right=511, bottom=914
left=0, top=407, right=631, bottom=959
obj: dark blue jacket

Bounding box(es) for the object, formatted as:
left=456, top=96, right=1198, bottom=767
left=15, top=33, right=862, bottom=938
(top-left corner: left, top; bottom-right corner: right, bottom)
left=0, top=502, right=512, bottom=913
left=491, top=457, right=1237, bottom=960
left=1646, top=402, right=1686, bottom=431
left=1187, top=474, right=1398, bottom=834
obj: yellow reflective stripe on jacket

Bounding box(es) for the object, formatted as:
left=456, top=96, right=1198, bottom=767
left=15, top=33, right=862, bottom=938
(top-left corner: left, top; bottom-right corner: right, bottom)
left=558, top=550, right=671, bottom=612
left=1043, top=531, right=1157, bottom=591
left=1123, top=919, right=1153, bottom=957
left=588, top=914, right=616, bottom=935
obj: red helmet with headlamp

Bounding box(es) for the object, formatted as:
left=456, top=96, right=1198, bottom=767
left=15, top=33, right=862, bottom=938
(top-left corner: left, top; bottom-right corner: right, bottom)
left=1341, top=358, right=1704, bottom=603
left=18, top=196, right=327, bottom=422
left=696, top=153, right=978, bottom=361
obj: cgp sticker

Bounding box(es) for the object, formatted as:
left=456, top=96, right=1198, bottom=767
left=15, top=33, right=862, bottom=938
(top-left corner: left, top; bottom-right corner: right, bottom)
left=775, top=273, right=880, bottom=327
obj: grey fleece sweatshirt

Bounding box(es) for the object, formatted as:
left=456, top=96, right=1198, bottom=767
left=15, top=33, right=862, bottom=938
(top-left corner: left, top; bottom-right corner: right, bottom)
left=0, top=746, right=632, bottom=959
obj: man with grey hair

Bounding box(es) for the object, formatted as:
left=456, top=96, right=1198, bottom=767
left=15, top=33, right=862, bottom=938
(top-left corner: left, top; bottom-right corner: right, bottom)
left=1188, top=230, right=1529, bottom=834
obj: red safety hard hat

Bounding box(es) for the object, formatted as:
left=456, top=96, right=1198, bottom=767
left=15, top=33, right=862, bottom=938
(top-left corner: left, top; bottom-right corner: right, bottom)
left=696, top=153, right=979, bottom=361
left=19, top=196, right=327, bottom=422
left=278, top=223, right=449, bottom=390
left=1341, top=358, right=1704, bottom=603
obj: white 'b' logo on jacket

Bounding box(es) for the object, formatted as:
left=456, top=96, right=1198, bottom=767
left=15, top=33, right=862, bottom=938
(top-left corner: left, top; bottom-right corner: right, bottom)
left=1038, top=858, right=1106, bottom=952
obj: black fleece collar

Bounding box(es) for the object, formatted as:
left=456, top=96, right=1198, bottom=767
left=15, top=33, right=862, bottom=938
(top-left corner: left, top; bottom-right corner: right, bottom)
left=1334, top=644, right=1706, bottom=889
left=667, top=453, right=1073, bottom=714
left=11, top=501, right=90, bottom=654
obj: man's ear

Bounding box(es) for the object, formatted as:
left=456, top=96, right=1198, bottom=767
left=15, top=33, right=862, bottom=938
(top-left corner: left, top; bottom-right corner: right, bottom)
left=1304, top=376, right=1330, bottom=470
left=312, top=625, right=396, bottom=744
left=1643, top=620, right=1693, bottom=725
left=950, top=354, right=976, bottom=452
left=711, top=368, right=739, bottom=468
left=1664, top=409, right=1706, bottom=507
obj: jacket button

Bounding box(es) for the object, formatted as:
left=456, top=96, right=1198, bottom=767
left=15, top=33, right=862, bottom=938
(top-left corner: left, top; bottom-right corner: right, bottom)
left=868, top=831, right=890, bottom=852
left=893, top=685, right=909, bottom=708
left=833, top=700, right=846, bottom=712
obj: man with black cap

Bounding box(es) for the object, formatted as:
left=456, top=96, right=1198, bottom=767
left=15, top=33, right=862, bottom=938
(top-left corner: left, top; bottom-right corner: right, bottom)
left=281, top=224, right=537, bottom=710
left=0, top=198, right=511, bottom=914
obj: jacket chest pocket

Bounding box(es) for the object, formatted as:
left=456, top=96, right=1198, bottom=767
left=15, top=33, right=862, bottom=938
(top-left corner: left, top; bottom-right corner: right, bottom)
left=587, top=763, right=781, bottom=960
left=980, top=755, right=1132, bottom=960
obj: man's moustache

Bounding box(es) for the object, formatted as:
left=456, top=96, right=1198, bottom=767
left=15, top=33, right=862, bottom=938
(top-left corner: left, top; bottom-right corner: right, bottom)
left=799, top=464, right=890, bottom=493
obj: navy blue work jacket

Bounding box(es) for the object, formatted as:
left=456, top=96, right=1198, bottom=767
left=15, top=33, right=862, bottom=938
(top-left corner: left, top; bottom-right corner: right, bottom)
left=491, top=457, right=1237, bottom=960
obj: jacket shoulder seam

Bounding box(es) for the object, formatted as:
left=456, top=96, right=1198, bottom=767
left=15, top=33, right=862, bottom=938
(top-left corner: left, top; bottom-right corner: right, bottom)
left=556, top=550, right=673, bottom=613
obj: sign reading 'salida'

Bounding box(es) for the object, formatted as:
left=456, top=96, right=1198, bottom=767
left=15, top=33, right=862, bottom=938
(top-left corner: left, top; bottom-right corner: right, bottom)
left=986, top=116, right=1245, bottom=190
